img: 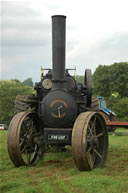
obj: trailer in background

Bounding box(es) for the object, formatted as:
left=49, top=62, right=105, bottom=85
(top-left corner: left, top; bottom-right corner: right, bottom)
left=106, top=121, right=128, bottom=129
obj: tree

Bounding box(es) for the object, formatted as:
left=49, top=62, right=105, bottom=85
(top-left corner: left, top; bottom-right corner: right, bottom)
left=76, top=75, right=84, bottom=84
left=92, top=62, right=128, bottom=120
left=0, top=80, right=35, bottom=121
left=92, top=62, right=128, bottom=98
left=11, top=79, right=21, bottom=83
left=22, top=78, right=33, bottom=87
left=92, top=65, right=110, bottom=97
left=109, top=63, right=128, bottom=98
left=112, top=97, right=128, bottom=121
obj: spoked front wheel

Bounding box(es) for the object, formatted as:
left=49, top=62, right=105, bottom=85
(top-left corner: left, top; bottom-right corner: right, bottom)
left=8, top=112, right=45, bottom=167
left=72, top=112, right=108, bottom=171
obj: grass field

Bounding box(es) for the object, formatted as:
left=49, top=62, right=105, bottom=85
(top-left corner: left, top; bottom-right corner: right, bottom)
left=0, top=130, right=128, bottom=193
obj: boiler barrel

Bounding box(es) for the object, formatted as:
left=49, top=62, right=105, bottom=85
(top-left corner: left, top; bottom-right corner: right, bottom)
left=52, top=15, right=66, bottom=90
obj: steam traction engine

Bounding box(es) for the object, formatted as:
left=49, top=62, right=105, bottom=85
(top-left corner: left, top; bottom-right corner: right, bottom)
left=7, top=15, right=108, bottom=171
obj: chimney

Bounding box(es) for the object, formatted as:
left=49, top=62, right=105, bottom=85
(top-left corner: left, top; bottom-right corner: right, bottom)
left=52, top=15, right=66, bottom=91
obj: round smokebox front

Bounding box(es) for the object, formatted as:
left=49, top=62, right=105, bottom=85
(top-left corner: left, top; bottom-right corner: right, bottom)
left=42, top=90, right=77, bottom=127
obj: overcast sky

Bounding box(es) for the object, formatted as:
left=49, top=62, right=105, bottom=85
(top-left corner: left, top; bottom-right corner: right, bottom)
left=1, top=0, right=128, bottom=82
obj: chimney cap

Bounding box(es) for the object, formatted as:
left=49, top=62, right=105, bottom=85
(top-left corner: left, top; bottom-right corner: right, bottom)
left=52, top=15, right=66, bottom=19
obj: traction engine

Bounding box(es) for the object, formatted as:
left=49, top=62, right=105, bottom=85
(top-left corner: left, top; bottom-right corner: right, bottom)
left=7, top=15, right=108, bottom=171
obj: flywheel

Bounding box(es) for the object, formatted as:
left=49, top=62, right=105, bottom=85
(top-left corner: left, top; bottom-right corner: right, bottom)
left=72, top=112, right=108, bottom=171
left=84, top=69, right=92, bottom=107
left=7, top=112, right=45, bottom=167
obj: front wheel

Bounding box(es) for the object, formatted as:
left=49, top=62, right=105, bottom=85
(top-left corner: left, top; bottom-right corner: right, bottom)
left=8, top=112, right=45, bottom=167
left=72, top=112, right=108, bottom=171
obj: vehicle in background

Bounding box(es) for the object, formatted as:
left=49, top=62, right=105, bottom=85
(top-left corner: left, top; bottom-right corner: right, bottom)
left=97, top=96, right=116, bottom=121
left=0, top=124, right=4, bottom=130
left=91, top=96, right=116, bottom=131
left=0, top=123, right=8, bottom=130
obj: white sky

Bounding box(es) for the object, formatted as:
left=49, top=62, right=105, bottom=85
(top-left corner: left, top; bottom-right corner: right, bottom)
left=1, top=0, right=128, bottom=82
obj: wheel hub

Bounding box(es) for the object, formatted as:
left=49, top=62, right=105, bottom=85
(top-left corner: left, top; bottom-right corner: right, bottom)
left=90, top=137, right=98, bottom=148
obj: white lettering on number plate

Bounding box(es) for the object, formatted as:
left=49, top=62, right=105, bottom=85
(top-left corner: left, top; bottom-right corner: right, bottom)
left=48, top=135, right=68, bottom=140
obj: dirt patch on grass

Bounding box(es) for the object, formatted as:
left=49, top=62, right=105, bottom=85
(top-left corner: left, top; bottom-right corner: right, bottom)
left=107, top=159, right=128, bottom=176
left=46, top=160, right=63, bottom=164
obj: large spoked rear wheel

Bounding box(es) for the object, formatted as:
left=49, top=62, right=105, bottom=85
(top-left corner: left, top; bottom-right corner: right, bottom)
left=8, top=112, right=45, bottom=167
left=14, top=95, right=37, bottom=114
left=72, top=112, right=108, bottom=171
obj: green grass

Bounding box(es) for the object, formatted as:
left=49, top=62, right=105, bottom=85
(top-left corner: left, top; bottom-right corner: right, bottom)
left=0, top=130, right=128, bottom=193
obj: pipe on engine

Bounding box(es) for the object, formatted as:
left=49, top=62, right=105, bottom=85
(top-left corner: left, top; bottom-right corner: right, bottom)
left=52, top=15, right=66, bottom=91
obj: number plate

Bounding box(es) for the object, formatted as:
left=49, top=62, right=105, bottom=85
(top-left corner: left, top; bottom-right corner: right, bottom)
left=48, top=135, right=69, bottom=140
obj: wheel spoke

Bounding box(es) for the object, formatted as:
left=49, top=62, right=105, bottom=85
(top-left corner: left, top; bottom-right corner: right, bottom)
left=87, top=152, right=94, bottom=169
left=87, top=146, right=92, bottom=153
left=88, top=124, right=93, bottom=136
left=22, top=121, right=28, bottom=131
left=29, top=119, right=34, bottom=131
left=96, top=132, right=103, bottom=138
left=20, top=137, right=24, bottom=144
left=20, top=138, right=26, bottom=147
left=94, top=148, right=102, bottom=159
left=21, top=143, right=29, bottom=153
left=27, top=151, right=32, bottom=163
left=92, top=117, right=96, bottom=135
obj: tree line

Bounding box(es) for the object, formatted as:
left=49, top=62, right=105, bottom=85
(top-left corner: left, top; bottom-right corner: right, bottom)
left=0, top=62, right=128, bottom=122
left=92, top=62, right=128, bottom=121
left=76, top=62, right=128, bottom=120
left=0, top=79, right=35, bottom=122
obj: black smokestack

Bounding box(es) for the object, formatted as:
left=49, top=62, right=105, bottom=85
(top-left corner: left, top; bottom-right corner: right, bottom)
left=52, top=15, right=66, bottom=90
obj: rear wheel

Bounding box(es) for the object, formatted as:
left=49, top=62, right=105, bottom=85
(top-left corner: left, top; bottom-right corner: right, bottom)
left=14, top=95, right=37, bottom=114
left=91, top=96, right=100, bottom=111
